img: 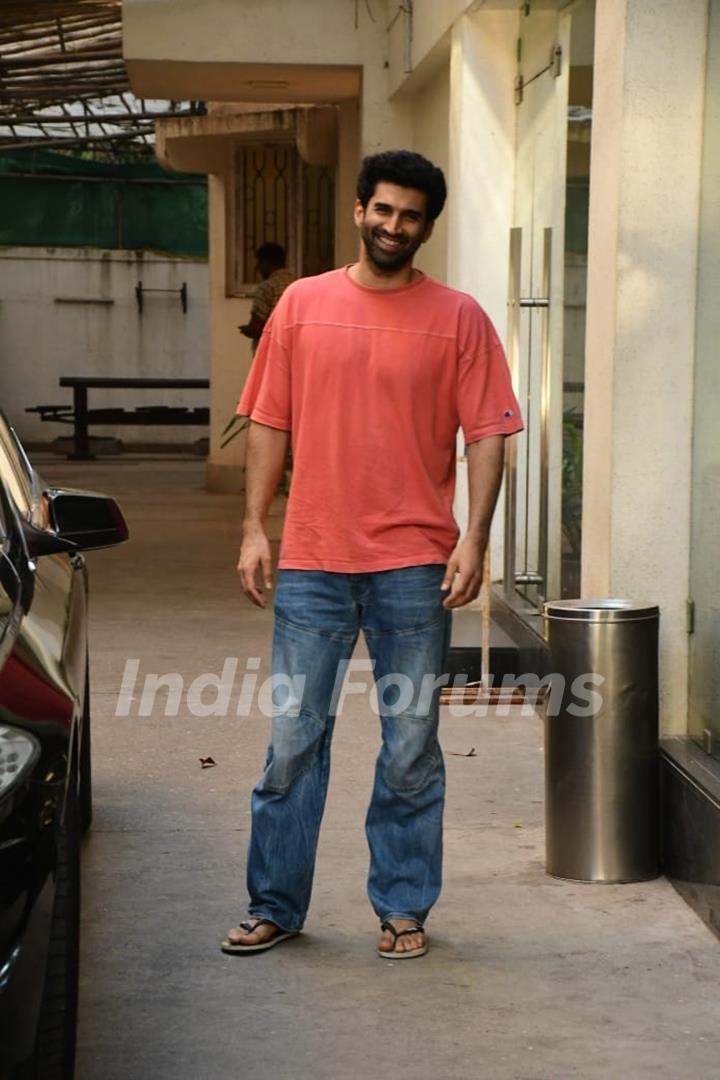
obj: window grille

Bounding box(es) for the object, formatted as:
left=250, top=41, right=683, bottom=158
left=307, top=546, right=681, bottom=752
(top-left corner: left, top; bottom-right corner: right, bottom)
left=228, top=143, right=335, bottom=294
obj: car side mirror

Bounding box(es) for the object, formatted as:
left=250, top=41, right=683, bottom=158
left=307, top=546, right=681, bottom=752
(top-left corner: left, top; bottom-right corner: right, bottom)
left=21, top=518, right=77, bottom=559
left=43, top=488, right=129, bottom=551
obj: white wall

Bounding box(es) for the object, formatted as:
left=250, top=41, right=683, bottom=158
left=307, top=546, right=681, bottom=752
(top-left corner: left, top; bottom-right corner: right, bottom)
left=0, top=248, right=209, bottom=445
left=386, top=0, right=482, bottom=98
left=447, top=10, right=518, bottom=569
left=412, top=63, right=451, bottom=282
left=125, top=0, right=381, bottom=67
left=447, top=11, right=517, bottom=336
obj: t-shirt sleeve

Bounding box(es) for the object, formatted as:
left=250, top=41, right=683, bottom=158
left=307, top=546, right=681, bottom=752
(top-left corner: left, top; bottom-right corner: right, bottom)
left=250, top=279, right=273, bottom=323
left=236, top=307, right=291, bottom=430
left=457, top=302, right=524, bottom=443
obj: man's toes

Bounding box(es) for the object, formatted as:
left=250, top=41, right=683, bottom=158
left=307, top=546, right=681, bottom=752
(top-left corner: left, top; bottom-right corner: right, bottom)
left=379, top=931, right=395, bottom=952
left=401, top=932, right=423, bottom=952
left=378, top=922, right=426, bottom=954
left=227, top=921, right=273, bottom=946
left=227, top=926, right=255, bottom=945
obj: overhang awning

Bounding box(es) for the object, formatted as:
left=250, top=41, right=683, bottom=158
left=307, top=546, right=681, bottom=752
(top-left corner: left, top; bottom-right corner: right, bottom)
left=155, top=105, right=339, bottom=174
left=126, top=59, right=362, bottom=108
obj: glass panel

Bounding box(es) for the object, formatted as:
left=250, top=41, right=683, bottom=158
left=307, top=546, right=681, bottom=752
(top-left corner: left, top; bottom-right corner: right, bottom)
left=513, top=225, right=550, bottom=610
left=688, top=0, right=720, bottom=756
left=507, top=5, right=569, bottom=611
left=503, top=1, right=593, bottom=611
left=560, top=3, right=593, bottom=599
left=561, top=178, right=590, bottom=599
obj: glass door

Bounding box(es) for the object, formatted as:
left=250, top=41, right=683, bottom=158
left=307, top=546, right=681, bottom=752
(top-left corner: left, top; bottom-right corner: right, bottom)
left=561, top=0, right=594, bottom=598
left=504, top=4, right=570, bottom=609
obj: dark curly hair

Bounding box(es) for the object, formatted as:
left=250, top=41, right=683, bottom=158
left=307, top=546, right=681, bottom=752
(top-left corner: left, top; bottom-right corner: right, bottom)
left=255, top=242, right=286, bottom=266
left=356, top=150, right=447, bottom=222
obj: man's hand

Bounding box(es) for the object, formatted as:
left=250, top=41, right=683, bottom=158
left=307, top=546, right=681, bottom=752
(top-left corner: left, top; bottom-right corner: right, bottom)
left=238, top=312, right=265, bottom=341
left=443, top=436, right=504, bottom=609
left=238, top=422, right=289, bottom=606
left=238, top=523, right=273, bottom=608
left=441, top=531, right=488, bottom=609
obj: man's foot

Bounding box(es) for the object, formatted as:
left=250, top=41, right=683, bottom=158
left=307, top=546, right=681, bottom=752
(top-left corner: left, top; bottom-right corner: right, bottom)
left=221, top=917, right=299, bottom=954
left=377, top=918, right=428, bottom=959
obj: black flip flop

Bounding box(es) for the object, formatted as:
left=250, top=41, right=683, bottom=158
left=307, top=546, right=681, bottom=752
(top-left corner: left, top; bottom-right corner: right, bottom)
left=221, top=918, right=299, bottom=955
left=377, top=919, right=427, bottom=959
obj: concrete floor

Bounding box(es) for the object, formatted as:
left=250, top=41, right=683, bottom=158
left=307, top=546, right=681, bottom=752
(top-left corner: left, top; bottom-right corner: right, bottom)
left=36, top=454, right=720, bottom=1080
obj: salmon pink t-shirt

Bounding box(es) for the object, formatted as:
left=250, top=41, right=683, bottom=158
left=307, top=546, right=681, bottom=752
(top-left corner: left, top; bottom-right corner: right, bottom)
left=237, top=267, right=523, bottom=572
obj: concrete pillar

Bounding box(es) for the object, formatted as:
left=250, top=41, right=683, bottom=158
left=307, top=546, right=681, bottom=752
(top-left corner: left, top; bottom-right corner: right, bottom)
left=447, top=10, right=517, bottom=563
left=582, top=0, right=708, bottom=732
left=206, top=167, right=253, bottom=493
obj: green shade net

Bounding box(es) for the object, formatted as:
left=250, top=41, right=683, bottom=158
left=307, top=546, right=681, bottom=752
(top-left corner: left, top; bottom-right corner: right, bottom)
left=0, top=148, right=208, bottom=257
left=565, top=177, right=589, bottom=256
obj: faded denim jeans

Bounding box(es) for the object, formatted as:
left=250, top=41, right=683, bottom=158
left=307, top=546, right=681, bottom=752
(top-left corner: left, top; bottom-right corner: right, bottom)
left=246, top=565, right=452, bottom=931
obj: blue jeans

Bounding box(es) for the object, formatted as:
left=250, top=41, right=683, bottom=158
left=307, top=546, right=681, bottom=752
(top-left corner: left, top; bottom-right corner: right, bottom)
left=246, top=565, right=452, bottom=931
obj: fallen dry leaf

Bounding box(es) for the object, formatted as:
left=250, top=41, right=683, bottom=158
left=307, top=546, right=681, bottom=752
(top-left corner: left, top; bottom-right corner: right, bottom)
left=446, top=748, right=477, bottom=758
left=199, top=756, right=216, bottom=769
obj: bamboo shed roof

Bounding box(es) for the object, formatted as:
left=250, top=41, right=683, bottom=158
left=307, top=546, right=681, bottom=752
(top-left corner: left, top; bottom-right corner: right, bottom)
left=0, top=1, right=203, bottom=153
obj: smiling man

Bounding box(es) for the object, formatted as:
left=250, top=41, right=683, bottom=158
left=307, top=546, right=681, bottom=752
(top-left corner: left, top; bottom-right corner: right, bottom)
left=223, top=150, right=523, bottom=960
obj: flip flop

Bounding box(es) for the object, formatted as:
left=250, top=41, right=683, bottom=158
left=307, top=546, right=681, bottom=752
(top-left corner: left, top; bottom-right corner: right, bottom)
left=377, top=919, right=428, bottom=960
left=221, top=918, right=299, bottom=955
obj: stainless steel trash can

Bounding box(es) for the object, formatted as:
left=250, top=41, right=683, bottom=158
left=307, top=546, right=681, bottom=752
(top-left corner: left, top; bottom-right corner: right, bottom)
left=542, top=599, right=660, bottom=883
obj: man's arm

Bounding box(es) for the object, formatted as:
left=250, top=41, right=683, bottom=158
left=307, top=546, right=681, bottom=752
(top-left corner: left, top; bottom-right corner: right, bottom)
left=441, top=435, right=505, bottom=610
left=238, top=312, right=265, bottom=340
left=239, top=281, right=272, bottom=341
left=238, top=420, right=290, bottom=608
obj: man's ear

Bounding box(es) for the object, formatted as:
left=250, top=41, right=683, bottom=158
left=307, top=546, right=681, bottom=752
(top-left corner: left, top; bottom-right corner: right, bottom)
left=353, top=198, right=366, bottom=227
left=421, top=219, right=435, bottom=244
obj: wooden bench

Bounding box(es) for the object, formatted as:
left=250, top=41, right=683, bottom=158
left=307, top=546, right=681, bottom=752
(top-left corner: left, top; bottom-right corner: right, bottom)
left=27, top=376, right=210, bottom=460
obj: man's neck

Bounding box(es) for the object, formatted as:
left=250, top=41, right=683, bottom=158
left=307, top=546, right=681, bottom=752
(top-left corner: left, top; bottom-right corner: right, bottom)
left=347, top=251, right=419, bottom=290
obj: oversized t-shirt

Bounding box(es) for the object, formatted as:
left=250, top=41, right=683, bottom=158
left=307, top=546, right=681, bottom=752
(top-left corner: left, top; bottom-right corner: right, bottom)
left=237, top=267, right=523, bottom=572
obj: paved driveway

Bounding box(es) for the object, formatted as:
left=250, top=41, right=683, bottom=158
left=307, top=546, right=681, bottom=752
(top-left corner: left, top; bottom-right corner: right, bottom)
left=36, top=454, right=720, bottom=1080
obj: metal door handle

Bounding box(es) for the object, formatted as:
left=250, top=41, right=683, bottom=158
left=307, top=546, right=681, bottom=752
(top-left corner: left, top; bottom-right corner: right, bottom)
left=515, top=571, right=544, bottom=585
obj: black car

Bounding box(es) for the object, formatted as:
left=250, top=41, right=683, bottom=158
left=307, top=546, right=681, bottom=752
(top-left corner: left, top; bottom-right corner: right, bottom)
left=0, top=413, right=128, bottom=1078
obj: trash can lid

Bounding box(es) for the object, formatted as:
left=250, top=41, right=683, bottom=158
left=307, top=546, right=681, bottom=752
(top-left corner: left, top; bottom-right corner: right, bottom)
left=543, top=598, right=659, bottom=622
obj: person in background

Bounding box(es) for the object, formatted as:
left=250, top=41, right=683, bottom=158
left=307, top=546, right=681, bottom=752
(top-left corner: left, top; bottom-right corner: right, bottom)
left=238, top=242, right=296, bottom=350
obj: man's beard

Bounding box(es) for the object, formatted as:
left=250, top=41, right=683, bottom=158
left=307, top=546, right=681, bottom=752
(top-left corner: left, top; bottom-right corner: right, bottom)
left=360, top=222, right=424, bottom=273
